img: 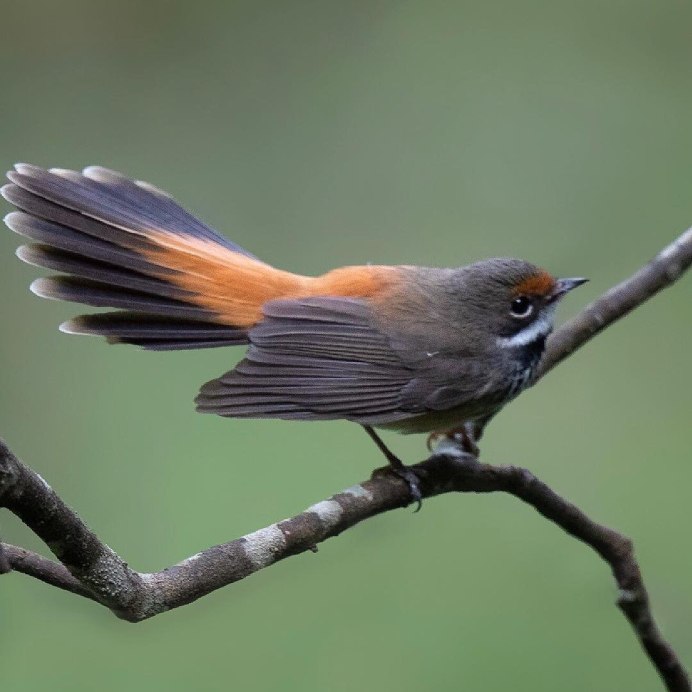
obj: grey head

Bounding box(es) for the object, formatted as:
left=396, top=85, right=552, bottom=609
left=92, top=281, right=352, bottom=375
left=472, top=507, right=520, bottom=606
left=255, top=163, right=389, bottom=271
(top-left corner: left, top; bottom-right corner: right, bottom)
left=386, top=258, right=587, bottom=360
left=449, top=258, right=586, bottom=349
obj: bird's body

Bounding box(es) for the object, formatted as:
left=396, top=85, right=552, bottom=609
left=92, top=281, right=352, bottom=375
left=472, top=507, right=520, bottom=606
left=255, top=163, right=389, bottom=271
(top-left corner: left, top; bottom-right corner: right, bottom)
left=2, top=164, right=584, bottom=445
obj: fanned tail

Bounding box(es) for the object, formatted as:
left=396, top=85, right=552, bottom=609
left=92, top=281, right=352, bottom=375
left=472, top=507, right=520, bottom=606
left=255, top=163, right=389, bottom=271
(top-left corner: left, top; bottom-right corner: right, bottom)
left=2, top=164, right=310, bottom=350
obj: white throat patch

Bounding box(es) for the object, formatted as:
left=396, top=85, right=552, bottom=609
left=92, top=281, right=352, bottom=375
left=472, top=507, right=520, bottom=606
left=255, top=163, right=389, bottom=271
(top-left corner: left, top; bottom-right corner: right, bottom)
left=497, top=309, right=555, bottom=349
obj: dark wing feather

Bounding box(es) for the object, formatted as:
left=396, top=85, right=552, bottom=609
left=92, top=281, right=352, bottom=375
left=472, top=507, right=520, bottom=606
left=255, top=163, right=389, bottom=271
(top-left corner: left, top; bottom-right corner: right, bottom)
left=195, top=297, right=421, bottom=425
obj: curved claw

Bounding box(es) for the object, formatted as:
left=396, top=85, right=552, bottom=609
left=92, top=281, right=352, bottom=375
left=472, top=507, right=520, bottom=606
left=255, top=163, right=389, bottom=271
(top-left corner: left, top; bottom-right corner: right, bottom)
left=426, top=431, right=442, bottom=452
left=390, top=464, right=423, bottom=512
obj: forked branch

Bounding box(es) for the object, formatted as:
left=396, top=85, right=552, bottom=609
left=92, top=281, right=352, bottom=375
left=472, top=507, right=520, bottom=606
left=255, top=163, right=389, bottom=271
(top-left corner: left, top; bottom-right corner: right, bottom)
left=1, top=226, right=691, bottom=691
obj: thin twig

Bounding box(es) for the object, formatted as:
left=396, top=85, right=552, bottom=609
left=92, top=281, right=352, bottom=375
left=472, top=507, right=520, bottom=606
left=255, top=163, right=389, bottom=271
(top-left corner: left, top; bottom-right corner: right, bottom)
left=536, top=226, right=692, bottom=380
left=0, top=543, right=97, bottom=601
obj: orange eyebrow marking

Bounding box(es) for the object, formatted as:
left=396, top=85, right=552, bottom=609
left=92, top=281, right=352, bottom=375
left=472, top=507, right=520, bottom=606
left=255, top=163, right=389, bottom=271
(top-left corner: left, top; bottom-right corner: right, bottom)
left=513, top=270, right=556, bottom=297
left=141, top=231, right=400, bottom=327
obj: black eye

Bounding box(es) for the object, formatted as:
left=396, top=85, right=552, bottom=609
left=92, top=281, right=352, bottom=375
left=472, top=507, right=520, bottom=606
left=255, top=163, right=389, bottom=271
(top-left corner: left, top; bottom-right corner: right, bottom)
left=510, top=296, right=533, bottom=318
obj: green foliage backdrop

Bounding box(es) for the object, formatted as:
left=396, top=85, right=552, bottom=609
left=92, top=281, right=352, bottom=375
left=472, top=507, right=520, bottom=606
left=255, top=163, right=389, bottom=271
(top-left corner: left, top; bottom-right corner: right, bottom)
left=1, top=2, right=690, bottom=690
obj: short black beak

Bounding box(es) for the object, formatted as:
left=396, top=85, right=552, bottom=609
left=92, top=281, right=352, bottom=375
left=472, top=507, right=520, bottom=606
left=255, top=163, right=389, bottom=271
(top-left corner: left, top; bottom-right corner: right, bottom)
left=550, top=277, right=588, bottom=301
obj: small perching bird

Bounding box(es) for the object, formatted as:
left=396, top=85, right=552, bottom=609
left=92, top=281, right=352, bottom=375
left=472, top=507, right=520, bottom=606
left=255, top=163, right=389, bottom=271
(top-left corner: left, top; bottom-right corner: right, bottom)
left=2, top=164, right=586, bottom=502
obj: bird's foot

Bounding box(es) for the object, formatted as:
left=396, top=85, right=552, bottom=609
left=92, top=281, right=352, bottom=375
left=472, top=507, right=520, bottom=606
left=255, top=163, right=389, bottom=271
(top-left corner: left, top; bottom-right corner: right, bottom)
left=363, top=425, right=423, bottom=510
left=372, top=462, right=423, bottom=511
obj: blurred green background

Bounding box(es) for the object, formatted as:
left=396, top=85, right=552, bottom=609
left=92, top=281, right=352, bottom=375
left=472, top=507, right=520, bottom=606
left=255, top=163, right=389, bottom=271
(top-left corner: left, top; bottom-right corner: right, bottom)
left=1, top=1, right=691, bottom=690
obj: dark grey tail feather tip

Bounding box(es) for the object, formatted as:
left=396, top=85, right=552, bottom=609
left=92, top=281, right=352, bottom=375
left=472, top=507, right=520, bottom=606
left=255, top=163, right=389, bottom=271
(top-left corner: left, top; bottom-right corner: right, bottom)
left=13, top=162, right=68, bottom=179
left=3, top=210, right=20, bottom=232
left=58, top=319, right=101, bottom=337
left=69, top=165, right=175, bottom=201
left=80, top=165, right=130, bottom=186
left=133, top=178, right=175, bottom=201
left=29, top=277, right=63, bottom=301
left=15, top=244, right=45, bottom=266
left=4, top=207, right=22, bottom=223
left=1, top=184, right=17, bottom=204
left=6, top=162, right=144, bottom=186
left=14, top=162, right=38, bottom=174
left=7, top=163, right=42, bottom=185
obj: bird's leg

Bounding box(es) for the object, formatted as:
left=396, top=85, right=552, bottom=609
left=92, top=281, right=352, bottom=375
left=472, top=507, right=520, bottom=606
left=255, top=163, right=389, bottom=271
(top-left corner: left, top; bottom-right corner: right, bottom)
left=427, top=421, right=481, bottom=457
left=362, top=425, right=422, bottom=511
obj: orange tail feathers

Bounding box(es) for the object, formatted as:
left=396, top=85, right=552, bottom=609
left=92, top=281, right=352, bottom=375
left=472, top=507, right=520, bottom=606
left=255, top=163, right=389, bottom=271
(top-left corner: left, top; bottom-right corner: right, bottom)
left=147, top=238, right=399, bottom=327
left=136, top=232, right=312, bottom=328
left=3, top=164, right=398, bottom=350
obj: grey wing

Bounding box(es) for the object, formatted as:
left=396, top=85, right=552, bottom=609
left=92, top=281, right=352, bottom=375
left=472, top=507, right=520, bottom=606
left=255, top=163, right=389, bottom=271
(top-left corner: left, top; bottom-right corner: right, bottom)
left=194, top=297, right=424, bottom=425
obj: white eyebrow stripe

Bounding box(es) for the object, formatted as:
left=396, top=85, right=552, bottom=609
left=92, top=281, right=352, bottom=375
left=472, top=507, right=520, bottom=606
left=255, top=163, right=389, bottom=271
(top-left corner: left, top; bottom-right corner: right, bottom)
left=497, top=314, right=553, bottom=348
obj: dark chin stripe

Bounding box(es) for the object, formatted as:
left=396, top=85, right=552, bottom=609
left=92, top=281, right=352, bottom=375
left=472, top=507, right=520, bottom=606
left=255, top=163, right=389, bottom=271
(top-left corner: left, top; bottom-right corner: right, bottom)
left=519, top=334, right=547, bottom=371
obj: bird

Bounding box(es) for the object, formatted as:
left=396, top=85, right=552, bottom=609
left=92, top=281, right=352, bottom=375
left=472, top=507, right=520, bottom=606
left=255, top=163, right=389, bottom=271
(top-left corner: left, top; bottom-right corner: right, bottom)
left=2, top=164, right=586, bottom=504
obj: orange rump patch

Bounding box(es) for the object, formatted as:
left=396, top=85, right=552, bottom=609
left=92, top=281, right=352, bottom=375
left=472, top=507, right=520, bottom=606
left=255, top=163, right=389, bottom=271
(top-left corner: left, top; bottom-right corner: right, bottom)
left=141, top=230, right=399, bottom=327
left=513, top=270, right=556, bottom=297
left=311, top=265, right=399, bottom=300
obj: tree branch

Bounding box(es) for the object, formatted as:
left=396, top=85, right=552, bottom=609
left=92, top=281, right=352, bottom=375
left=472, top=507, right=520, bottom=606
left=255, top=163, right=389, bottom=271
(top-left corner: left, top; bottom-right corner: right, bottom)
left=536, top=226, right=692, bottom=380
left=0, top=543, right=97, bottom=601
left=2, top=226, right=691, bottom=690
